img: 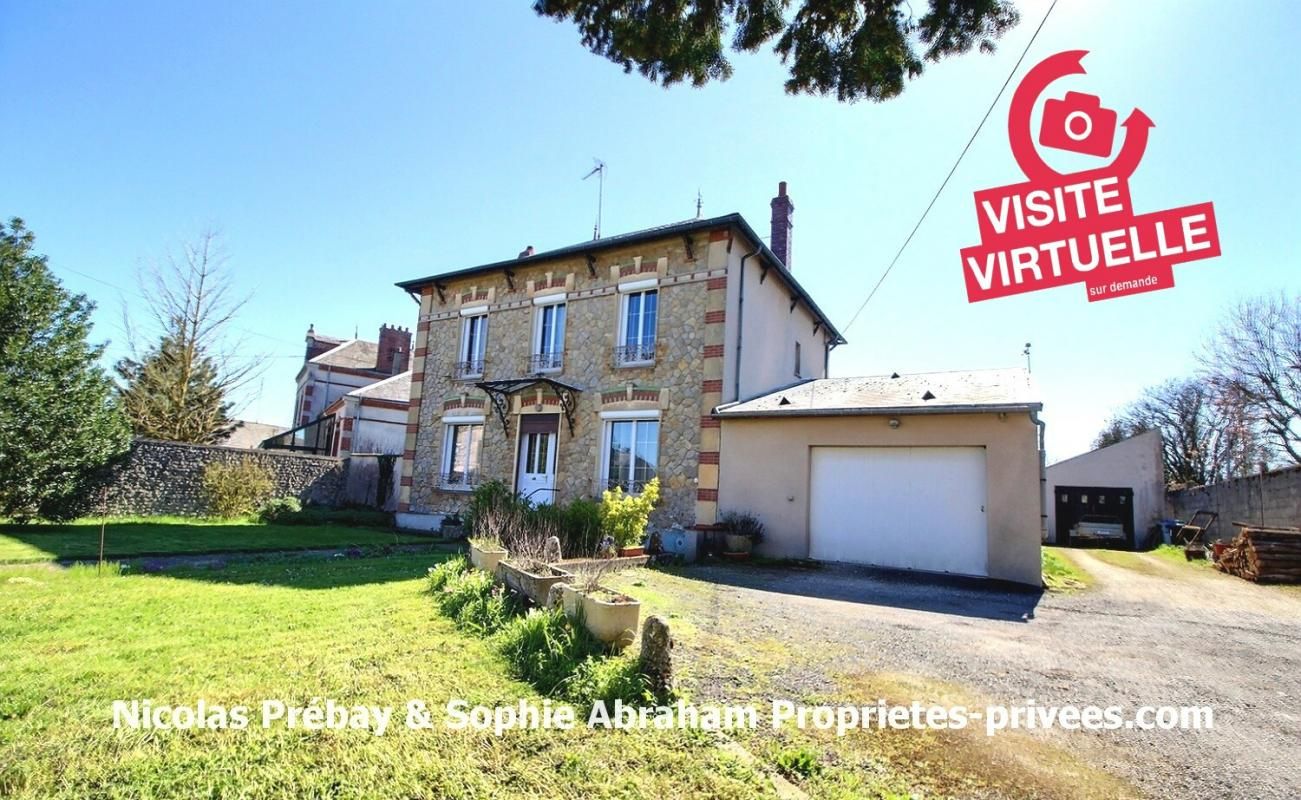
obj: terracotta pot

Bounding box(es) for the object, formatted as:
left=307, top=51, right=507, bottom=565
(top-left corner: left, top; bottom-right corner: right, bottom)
left=498, top=560, right=573, bottom=607
left=617, top=546, right=645, bottom=557
left=723, top=533, right=753, bottom=555
left=560, top=584, right=641, bottom=649
left=468, top=542, right=507, bottom=576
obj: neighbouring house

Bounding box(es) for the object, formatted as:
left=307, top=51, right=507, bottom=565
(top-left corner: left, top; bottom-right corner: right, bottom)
left=321, top=371, right=412, bottom=457
left=264, top=324, right=413, bottom=454
left=218, top=420, right=285, bottom=450
left=1046, top=429, right=1165, bottom=549
left=392, top=183, right=1044, bottom=585
left=714, top=369, right=1045, bottom=586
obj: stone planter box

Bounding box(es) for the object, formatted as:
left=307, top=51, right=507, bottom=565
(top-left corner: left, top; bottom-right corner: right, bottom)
left=498, top=560, right=572, bottom=607
left=724, top=533, right=754, bottom=555
left=560, top=584, right=641, bottom=649
left=469, top=542, right=507, bottom=577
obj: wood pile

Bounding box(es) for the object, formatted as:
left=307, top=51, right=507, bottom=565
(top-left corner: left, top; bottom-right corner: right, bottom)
left=1215, top=524, right=1301, bottom=583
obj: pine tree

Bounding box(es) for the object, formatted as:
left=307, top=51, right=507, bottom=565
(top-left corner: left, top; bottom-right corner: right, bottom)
left=0, top=218, right=131, bottom=521
left=116, top=334, right=235, bottom=444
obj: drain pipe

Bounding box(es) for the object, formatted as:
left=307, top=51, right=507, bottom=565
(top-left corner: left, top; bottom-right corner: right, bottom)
left=733, top=246, right=763, bottom=402
left=1032, top=408, right=1048, bottom=543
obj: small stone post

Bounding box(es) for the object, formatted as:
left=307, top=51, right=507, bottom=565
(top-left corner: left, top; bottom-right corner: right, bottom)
left=638, top=615, right=675, bottom=698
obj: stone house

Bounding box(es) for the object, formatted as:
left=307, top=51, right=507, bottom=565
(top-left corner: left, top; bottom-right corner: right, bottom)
left=293, top=324, right=412, bottom=428
left=393, top=183, right=843, bottom=530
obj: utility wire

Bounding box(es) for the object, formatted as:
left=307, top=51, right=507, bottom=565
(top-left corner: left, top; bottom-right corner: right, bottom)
left=841, top=0, right=1058, bottom=334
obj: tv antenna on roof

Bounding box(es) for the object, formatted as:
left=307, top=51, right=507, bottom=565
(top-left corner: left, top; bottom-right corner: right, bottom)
left=582, top=158, right=606, bottom=240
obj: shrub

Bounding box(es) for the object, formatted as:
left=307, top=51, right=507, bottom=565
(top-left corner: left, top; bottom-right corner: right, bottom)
left=600, top=477, right=660, bottom=548
left=257, top=496, right=302, bottom=523
left=201, top=459, right=274, bottom=518
left=434, top=569, right=496, bottom=618
left=560, top=498, right=603, bottom=557
left=426, top=554, right=470, bottom=592
left=455, top=583, right=519, bottom=635
left=563, top=655, right=656, bottom=707
left=719, top=510, right=765, bottom=543
left=263, top=507, right=394, bottom=529
left=465, top=480, right=522, bottom=536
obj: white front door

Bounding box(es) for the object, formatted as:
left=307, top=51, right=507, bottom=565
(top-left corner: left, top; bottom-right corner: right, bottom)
left=809, top=446, right=989, bottom=577
left=516, top=431, right=557, bottom=504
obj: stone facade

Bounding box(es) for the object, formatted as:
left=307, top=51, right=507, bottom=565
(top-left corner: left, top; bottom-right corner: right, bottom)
left=100, top=438, right=344, bottom=516
left=401, top=232, right=718, bottom=528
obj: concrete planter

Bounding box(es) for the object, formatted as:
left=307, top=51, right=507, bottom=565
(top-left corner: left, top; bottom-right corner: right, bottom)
left=723, top=533, right=754, bottom=555
left=498, top=560, right=573, bottom=607
left=560, top=584, right=641, bottom=649
left=469, top=542, right=507, bottom=576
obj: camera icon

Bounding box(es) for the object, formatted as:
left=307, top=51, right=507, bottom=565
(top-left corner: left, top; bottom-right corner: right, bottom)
left=1039, top=91, right=1118, bottom=158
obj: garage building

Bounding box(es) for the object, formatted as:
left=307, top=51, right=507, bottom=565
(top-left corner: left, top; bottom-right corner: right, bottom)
left=715, top=368, right=1044, bottom=586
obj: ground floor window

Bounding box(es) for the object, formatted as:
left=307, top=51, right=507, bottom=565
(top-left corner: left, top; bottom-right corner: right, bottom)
left=602, top=417, right=659, bottom=493
left=441, top=422, right=483, bottom=488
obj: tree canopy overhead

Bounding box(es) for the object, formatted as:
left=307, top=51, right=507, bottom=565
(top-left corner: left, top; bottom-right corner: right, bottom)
left=533, top=0, right=1021, bottom=102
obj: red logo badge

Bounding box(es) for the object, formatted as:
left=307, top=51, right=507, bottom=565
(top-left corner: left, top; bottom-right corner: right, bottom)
left=962, top=51, right=1220, bottom=302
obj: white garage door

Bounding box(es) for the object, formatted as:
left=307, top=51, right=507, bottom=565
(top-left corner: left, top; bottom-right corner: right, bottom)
left=809, top=446, right=989, bottom=577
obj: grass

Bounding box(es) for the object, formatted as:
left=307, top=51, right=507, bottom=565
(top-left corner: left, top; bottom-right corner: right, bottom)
left=1041, top=547, right=1093, bottom=592
left=0, top=517, right=431, bottom=564
left=0, top=553, right=775, bottom=799
left=1148, top=543, right=1212, bottom=569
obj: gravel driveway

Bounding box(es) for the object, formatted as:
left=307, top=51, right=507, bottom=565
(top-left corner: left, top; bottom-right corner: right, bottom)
left=621, top=553, right=1301, bottom=800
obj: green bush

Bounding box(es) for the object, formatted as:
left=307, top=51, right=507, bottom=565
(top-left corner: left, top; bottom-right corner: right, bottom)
left=434, top=569, right=496, bottom=619
left=454, top=584, right=519, bottom=635
left=426, top=555, right=470, bottom=592
left=257, top=496, right=302, bottom=523
left=201, top=459, right=274, bottom=518
left=559, top=499, right=603, bottom=557
left=563, top=655, right=656, bottom=707
left=496, top=607, right=606, bottom=696
left=264, top=507, right=394, bottom=529
left=465, top=480, right=522, bottom=535
left=600, top=477, right=660, bottom=548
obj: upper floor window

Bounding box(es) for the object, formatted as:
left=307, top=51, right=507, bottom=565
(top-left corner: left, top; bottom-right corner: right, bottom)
left=794, top=342, right=802, bottom=378
left=531, top=300, right=566, bottom=373
left=456, top=313, right=487, bottom=379
left=615, top=289, right=657, bottom=366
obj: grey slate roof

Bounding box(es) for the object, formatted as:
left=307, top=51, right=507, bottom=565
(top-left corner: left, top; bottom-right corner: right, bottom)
left=310, top=339, right=380, bottom=370
left=716, top=368, right=1041, bottom=417
left=347, top=371, right=412, bottom=402
left=394, top=212, right=845, bottom=346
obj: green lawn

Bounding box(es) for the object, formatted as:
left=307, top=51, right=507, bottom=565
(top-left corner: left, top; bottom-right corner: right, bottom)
left=0, top=554, right=773, bottom=799
left=1041, top=547, right=1093, bottom=592
left=0, top=517, right=432, bottom=563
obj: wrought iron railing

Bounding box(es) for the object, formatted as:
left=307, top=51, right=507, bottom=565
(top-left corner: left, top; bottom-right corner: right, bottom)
left=613, top=338, right=656, bottom=366
left=529, top=351, right=563, bottom=372
left=439, top=471, right=482, bottom=490
left=452, top=359, right=484, bottom=380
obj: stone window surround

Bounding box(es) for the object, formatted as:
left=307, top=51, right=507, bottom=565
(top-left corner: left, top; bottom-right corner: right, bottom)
left=615, top=278, right=660, bottom=368
left=598, top=408, right=662, bottom=496
left=440, top=414, right=485, bottom=492
left=530, top=292, right=567, bottom=374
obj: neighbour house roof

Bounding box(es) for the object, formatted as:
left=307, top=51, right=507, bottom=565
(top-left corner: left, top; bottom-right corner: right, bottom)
left=348, top=370, right=412, bottom=402
left=394, top=213, right=846, bottom=345
left=309, top=339, right=382, bottom=371
left=716, top=368, right=1041, bottom=417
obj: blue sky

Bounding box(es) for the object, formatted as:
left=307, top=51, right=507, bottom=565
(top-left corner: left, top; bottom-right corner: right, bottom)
left=3, top=0, right=1297, bottom=461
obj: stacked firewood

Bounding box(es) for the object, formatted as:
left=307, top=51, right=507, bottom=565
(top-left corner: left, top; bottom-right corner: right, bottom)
left=1215, top=524, right=1301, bottom=583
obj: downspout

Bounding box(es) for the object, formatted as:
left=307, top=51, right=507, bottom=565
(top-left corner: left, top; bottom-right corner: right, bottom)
left=1032, top=409, right=1048, bottom=543
left=733, top=246, right=762, bottom=402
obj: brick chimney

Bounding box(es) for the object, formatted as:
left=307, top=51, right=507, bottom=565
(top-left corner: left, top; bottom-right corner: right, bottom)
left=377, top=324, right=412, bottom=375
left=770, top=181, right=794, bottom=269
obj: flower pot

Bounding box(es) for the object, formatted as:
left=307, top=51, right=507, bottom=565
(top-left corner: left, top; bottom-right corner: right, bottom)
left=617, top=546, right=645, bottom=558
left=498, top=560, right=573, bottom=607
left=560, top=584, right=641, bottom=649
left=469, top=542, right=507, bottom=577
left=723, top=533, right=753, bottom=555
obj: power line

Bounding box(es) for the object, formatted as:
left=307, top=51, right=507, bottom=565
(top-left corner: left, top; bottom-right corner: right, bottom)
left=841, top=0, right=1059, bottom=334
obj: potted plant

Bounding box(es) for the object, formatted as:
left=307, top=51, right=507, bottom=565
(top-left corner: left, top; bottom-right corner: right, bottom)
left=559, top=566, right=641, bottom=649
left=600, top=477, right=660, bottom=557
left=720, top=510, right=764, bottom=560
left=497, top=532, right=572, bottom=607
left=467, top=507, right=512, bottom=575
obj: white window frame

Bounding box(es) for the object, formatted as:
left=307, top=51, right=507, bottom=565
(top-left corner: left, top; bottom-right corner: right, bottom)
left=616, top=288, right=658, bottom=367
left=458, top=313, right=488, bottom=379
left=440, top=416, right=484, bottom=490
left=531, top=297, right=566, bottom=373
left=599, top=411, right=660, bottom=494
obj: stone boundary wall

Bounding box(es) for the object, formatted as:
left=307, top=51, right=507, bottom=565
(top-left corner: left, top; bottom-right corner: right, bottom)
left=1167, top=466, right=1301, bottom=541
left=101, top=439, right=344, bottom=516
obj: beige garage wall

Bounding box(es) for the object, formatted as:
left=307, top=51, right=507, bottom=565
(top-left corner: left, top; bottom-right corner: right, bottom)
left=717, top=412, right=1042, bottom=586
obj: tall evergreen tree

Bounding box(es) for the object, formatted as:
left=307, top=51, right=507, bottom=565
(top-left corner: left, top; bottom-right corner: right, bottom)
left=0, top=218, right=131, bottom=520
left=115, top=230, right=255, bottom=444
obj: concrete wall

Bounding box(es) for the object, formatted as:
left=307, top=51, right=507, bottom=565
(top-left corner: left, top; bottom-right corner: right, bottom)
left=1167, top=466, right=1301, bottom=541
left=100, top=439, right=344, bottom=516
left=1045, top=430, right=1164, bottom=546
left=717, top=412, right=1043, bottom=586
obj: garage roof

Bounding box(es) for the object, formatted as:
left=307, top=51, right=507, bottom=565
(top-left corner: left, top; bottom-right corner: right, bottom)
left=716, top=368, right=1041, bottom=417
